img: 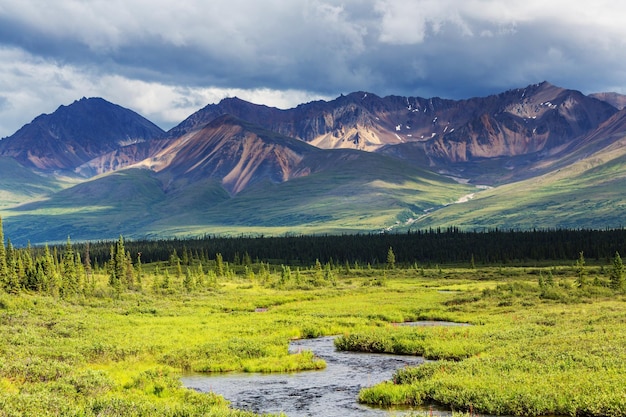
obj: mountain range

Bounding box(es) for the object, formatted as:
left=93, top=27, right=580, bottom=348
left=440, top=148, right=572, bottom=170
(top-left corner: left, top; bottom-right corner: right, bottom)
left=1, top=81, right=626, bottom=244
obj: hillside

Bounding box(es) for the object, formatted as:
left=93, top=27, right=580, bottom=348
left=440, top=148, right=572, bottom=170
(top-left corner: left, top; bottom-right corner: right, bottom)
left=146, top=147, right=474, bottom=238
left=0, top=157, right=77, bottom=209
left=144, top=115, right=323, bottom=195
left=409, top=112, right=626, bottom=230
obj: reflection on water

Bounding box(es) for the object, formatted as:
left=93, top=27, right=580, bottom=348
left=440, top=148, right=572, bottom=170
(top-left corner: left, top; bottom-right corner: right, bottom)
left=183, top=322, right=468, bottom=417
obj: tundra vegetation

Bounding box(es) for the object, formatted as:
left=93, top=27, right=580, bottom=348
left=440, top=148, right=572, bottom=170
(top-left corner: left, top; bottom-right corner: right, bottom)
left=1, top=217, right=626, bottom=416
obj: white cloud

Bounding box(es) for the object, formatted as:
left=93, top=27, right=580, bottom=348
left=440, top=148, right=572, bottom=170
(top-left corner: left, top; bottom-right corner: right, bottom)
left=96, top=76, right=334, bottom=130
left=373, top=0, right=626, bottom=45
left=2, top=0, right=626, bottom=136
left=0, top=47, right=89, bottom=136
left=0, top=47, right=333, bottom=136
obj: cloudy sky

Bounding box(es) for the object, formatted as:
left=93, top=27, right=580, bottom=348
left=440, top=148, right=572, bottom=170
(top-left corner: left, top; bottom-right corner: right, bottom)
left=0, top=0, right=625, bottom=137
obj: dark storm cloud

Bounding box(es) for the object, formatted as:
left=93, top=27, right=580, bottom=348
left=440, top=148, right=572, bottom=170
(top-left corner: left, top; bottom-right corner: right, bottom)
left=0, top=0, right=625, bottom=137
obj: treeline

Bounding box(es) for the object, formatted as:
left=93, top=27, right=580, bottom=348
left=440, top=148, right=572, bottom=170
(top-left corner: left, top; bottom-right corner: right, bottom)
left=4, top=212, right=626, bottom=297
left=0, top=217, right=112, bottom=296
left=52, top=227, right=626, bottom=268
left=0, top=218, right=344, bottom=296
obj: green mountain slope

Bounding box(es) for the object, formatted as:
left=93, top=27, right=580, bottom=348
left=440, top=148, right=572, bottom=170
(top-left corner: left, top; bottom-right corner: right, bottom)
left=0, top=157, right=77, bottom=209
left=2, top=153, right=474, bottom=244
left=146, top=150, right=475, bottom=237
left=412, top=133, right=626, bottom=230
left=4, top=169, right=170, bottom=243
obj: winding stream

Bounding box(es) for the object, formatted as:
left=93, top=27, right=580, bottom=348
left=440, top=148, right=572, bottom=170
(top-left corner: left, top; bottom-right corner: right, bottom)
left=183, top=322, right=468, bottom=416
left=183, top=336, right=422, bottom=416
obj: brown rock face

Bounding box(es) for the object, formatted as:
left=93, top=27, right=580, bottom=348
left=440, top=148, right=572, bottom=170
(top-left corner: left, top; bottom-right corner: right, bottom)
left=142, top=115, right=321, bottom=194
left=167, top=82, right=617, bottom=164
left=425, top=83, right=617, bottom=162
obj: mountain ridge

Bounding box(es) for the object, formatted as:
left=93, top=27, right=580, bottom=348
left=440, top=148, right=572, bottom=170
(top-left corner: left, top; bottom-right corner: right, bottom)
left=2, top=81, right=626, bottom=243
left=165, top=82, right=617, bottom=175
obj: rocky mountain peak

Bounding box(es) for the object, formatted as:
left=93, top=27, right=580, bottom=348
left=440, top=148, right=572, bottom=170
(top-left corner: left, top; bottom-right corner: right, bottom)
left=0, top=97, right=164, bottom=172
left=146, top=114, right=319, bottom=195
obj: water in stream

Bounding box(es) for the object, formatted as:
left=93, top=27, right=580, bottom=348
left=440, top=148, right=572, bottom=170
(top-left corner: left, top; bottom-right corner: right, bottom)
left=183, top=333, right=433, bottom=416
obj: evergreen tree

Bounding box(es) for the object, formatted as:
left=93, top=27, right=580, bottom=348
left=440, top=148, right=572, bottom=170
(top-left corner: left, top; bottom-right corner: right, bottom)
left=386, top=247, right=396, bottom=270
left=43, top=245, right=60, bottom=297
left=183, top=267, right=194, bottom=292
left=62, top=236, right=78, bottom=296
left=243, top=251, right=252, bottom=267
left=610, top=251, right=624, bottom=291
left=169, top=249, right=179, bottom=266
left=182, top=246, right=190, bottom=266
left=314, top=259, right=323, bottom=280
left=575, top=251, right=586, bottom=287
left=108, top=244, right=121, bottom=293
left=107, top=236, right=134, bottom=292
left=15, top=255, right=25, bottom=290
left=4, top=240, right=19, bottom=294
left=245, top=265, right=255, bottom=281
left=84, top=242, right=93, bottom=292
left=324, top=262, right=336, bottom=286
left=258, top=262, right=269, bottom=285
left=125, top=251, right=136, bottom=289
left=21, top=243, right=35, bottom=290
left=206, top=269, right=217, bottom=287
left=152, top=265, right=161, bottom=293
left=175, top=259, right=183, bottom=281
left=75, top=251, right=85, bottom=295
left=279, top=265, right=291, bottom=287
left=135, top=252, right=143, bottom=288
left=196, top=262, right=205, bottom=287
left=344, top=260, right=351, bottom=275
left=215, top=253, right=224, bottom=277
left=35, top=265, right=47, bottom=293
left=0, top=216, right=7, bottom=288
left=115, top=236, right=127, bottom=288
left=162, top=269, right=170, bottom=291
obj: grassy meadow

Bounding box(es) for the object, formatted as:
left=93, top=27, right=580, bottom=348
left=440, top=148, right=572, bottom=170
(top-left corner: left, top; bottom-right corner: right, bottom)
left=1, top=255, right=626, bottom=416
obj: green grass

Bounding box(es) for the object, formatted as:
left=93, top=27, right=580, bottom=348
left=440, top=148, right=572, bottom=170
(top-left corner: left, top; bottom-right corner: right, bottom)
left=354, top=271, right=626, bottom=416
left=2, top=261, right=626, bottom=415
